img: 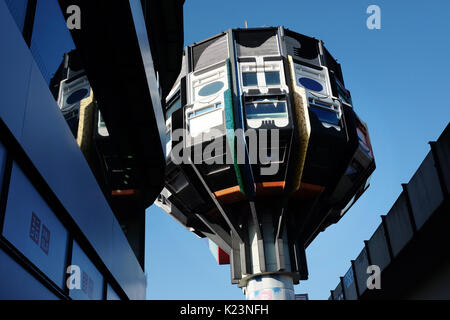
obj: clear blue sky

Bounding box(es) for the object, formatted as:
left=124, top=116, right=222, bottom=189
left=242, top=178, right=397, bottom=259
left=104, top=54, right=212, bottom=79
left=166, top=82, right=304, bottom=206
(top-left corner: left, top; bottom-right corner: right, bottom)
left=145, top=0, right=450, bottom=300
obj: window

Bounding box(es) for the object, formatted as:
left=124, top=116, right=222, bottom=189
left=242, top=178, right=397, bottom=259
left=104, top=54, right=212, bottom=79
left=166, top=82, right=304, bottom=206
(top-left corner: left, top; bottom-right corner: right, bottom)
left=310, top=106, right=339, bottom=126
left=299, top=77, right=324, bottom=92
left=165, top=97, right=181, bottom=120
left=2, top=163, right=69, bottom=290
left=337, top=85, right=352, bottom=105
left=66, top=88, right=89, bottom=105
left=242, top=72, right=258, bottom=86
left=309, top=100, right=340, bottom=127
left=97, top=111, right=109, bottom=137
left=245, top=99, right=287, bottom=119
left=357, top=125, right=373, bottom=158
left=198, top=81, right=225, bottom=97
left=69, top=241, right=104, bottom=300
left=265, top=71, right=281, bottom=85
left=0, top=249, right=59, bottom=300
left=187, top=103, right=222, bottom=119
left=98, top=112, right=106, bottom=128
left=187, top=102, right=224, bottom=137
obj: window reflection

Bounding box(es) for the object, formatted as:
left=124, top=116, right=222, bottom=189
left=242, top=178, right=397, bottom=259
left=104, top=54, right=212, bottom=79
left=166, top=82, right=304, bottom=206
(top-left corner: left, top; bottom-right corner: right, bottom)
left=310, top=106, right=339, bottom=126
left=30, top=0, right=75, bottom=84
left=245, top=99, right=287, bottom=119
left=5, top=0, right=29, bottom=32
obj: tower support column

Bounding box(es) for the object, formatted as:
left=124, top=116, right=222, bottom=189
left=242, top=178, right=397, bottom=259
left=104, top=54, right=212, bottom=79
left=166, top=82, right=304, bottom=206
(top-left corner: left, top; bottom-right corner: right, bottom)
left=245, top=275, right=295, bottom=300
left=243, top=208, right=296, bottom=300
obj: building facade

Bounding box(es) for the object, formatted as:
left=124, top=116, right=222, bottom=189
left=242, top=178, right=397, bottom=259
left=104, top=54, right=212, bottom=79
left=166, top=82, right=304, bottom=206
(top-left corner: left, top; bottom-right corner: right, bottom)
left=0, top=0, right=184, bottom=300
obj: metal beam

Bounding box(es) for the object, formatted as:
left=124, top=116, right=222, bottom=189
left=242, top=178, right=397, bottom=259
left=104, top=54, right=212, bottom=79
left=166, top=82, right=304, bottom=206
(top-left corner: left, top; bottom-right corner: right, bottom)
left=195, top=213, right=232, bottom=254
left=249, top=201, right=266, bottom=272
left=189, top=161, right=246, bottom=243
left=274, top=205, right=288, bottom=272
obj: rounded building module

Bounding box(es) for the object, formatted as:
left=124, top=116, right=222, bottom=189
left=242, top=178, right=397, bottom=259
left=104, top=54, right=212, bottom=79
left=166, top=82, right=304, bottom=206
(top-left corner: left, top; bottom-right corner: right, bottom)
left=156, top=26, right=376, bottom=300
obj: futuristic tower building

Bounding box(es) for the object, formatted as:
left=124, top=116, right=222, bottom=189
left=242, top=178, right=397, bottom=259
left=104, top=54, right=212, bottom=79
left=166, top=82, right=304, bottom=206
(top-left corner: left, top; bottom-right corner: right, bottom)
left=156, top=27, right=375, bottom=300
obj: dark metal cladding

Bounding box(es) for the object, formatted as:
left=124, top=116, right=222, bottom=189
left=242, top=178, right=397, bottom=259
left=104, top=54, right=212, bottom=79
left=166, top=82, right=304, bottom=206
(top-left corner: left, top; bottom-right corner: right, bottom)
left=284, top=29, right=322, bottom=69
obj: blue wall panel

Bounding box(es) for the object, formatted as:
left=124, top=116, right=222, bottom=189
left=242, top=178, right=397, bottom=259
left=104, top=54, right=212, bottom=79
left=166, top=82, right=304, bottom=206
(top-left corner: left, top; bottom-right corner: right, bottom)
left=111, top=221, right=146, bottom=300
left=407, top=152, right=444, bottom=230
left=354, top=248, right=370, bottom=297
left=0, top=0, right=32, bottom=140
left=3, top=163, right=68, bottom=289
left=0, top=248, right=58, bottom=300
left=385, top=193, right=414, bottom=257
left=0, top=142, right=6, bottom=194
left=0, top=2, right=146, bottom=299
left=69, top=241, right=104, bottom=300
left=367, top=224, right=391, bottom=272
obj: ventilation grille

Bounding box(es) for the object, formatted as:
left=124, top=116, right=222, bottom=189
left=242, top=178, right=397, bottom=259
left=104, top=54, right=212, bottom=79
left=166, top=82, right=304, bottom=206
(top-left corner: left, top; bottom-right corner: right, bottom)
left=192, top=35, right=228, bottom=71
left=235, top=30, right=279, bottom=57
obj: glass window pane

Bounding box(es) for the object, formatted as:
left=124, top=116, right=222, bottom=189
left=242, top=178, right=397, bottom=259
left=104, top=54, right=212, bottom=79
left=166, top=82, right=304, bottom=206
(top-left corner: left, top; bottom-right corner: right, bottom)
left=2, top=163, right=69, bottom=289
left=30, top=0, right=75, bottom=84
left=246, top=101, right=287, bottom=119
left=5, top=0, right=29, bottom=32
left=242, top=72, right=257, bottom=86
left=265, top=71, right=281, bottom=85
left=198, top=81, right=224, bottom=97
left=310, top=106, right=339, bottom=126
left=195, top=105, right=216, bottom=117
left=69, top=241, right=104, bottom=300
left=338, top=86, right=352, bottom=105
left=165, top=97, right=181, bottom=120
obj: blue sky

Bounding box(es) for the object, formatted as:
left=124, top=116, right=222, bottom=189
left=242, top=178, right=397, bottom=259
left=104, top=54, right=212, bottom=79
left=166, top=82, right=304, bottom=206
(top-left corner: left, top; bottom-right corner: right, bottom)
left=145, top=0, right=450, bottom=300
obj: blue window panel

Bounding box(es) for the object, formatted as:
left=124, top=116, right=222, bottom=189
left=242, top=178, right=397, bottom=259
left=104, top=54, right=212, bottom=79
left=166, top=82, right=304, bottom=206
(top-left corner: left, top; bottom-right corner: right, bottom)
left=195, top=105, right=216, bottom=116
left=242, top=72, right=257, bottom=86
left=107, top=284, right=120, bottom=300
left=265, top=71, right=281, bottom=85
left=0, top=248, right=59, bottom=300
left=5, top=0, right=29, bottom=32
left=69, top=241, right=104, bottom=300
left=0, top=0, right=34, bottom=141
left=2, top=163, right=69, bottom=289
left=298, top=77, right=323, bottom=92
left=198, top=81, right=224, bottom=97
left=66, top=88, right=90, bottom=105
left=246, top=101, right=287, bottom=119
left=310, top=106, right=339, bottom=126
